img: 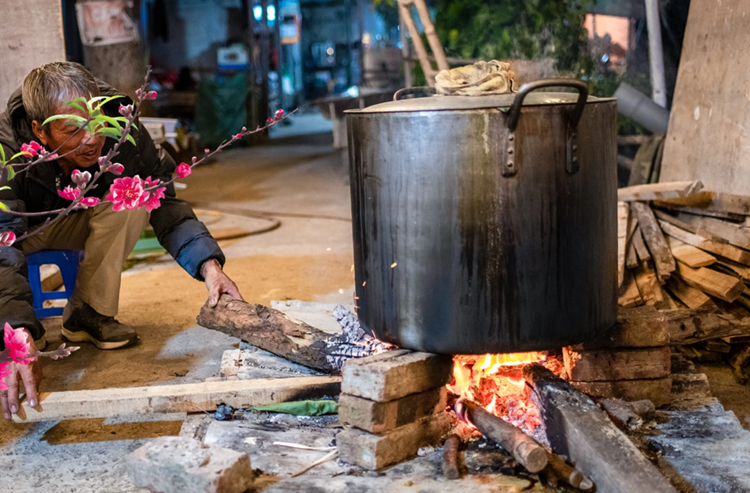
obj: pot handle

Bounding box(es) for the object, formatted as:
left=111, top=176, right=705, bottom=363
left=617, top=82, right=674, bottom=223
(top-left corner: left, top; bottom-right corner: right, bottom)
left=505, top=79, right=589, bottom=132
left=393, top=87, right=437, bottom=101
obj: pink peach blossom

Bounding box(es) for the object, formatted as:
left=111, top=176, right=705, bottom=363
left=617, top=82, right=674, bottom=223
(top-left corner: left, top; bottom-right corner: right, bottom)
left=4, top=323, right=32, bottom=365
left=142, top=177, right=166, bottom=212
left=175, top=162, right=192, bottom=178
left=20, top=141, right=42, bottom=157
left=58, top=186, right=80, bottom=201
left=79, top=196, right=101, bottom=207
left=108, top=163, right=125, bottom=175
left=106, top=177, right=148, bottom=211
left=0, top=231, right=15, bottom=247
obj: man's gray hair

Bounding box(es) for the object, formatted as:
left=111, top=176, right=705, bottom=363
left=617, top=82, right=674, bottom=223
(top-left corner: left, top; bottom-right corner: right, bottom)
left=22, top=62, right=100, bottom=132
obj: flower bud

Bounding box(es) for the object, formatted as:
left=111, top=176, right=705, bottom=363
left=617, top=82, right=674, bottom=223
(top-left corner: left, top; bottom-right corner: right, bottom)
left=274, top=109, right=284, bottom=120
left=71, top=170, right=91, bottom=187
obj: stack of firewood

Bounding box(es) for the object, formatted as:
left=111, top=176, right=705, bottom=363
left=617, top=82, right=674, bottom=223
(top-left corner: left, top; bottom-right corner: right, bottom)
left=617, top=180, right=750, bottom=382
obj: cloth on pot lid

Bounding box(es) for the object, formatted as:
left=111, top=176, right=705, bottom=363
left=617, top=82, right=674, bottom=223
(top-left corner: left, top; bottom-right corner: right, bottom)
left=435, top=60, right=515, bottom=96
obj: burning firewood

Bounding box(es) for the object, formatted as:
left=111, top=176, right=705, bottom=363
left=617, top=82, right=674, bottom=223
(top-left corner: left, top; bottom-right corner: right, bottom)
left=454, top=399, right=548, bottom=473
left=544, top=451, right=594, bottom=491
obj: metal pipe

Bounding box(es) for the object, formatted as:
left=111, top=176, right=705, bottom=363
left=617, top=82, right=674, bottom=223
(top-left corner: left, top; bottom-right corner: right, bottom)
left=614, top=83, right=670, bottom=133
left=644, top=0, right=667, bottom=107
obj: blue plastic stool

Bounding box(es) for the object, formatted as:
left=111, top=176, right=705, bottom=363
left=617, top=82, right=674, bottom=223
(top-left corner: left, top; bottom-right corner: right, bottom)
left=26, top=250, right=83, bottom=318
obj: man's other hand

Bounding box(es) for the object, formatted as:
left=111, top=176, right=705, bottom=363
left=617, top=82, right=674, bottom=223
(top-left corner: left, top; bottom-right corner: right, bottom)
left=1, top=333, right=42, bottom=420
left=202, top=259, right=243, bottom=308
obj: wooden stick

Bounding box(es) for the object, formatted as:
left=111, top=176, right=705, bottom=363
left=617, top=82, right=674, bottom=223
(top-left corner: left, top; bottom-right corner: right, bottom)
left=546, top=451, right=594, bottom=490
left=441, top=434, right=461, bottom=480
left=398, top=0, right=437, bottom=86
left=631, top=202, right=676, bottom=282
left=458, top=400, right=548, bottom=473
left=617, top=180, right=703, bottom=202
left=12, top=376, right=342, bottom=423
left=524, top=364, right=679, bottom=493
left=632, top=226, right=651, bottom=263
left=618, top=202, right=630, bottom=287
left=411, top=0, right=448, bottom=72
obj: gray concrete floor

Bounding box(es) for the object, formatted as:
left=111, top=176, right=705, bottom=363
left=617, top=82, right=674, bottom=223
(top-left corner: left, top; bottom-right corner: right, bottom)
left=0, top=134, right=355, bottom=492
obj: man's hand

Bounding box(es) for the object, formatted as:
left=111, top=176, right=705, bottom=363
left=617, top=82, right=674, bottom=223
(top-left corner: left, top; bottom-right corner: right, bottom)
left=202, top=259, right=243, bottom=308
left=1, top=333, right=42, bottom=420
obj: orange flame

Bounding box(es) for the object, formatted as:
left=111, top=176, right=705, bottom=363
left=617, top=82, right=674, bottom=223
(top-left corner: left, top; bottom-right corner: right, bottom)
left=447, top=352, right=548, bottom=434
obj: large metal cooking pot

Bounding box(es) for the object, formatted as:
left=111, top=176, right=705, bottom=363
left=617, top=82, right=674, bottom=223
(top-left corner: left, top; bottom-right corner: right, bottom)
left=346, top=79, right=618, bottom=354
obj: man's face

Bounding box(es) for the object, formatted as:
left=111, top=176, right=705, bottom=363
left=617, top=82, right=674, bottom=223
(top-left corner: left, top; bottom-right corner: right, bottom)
left=32, top=105, right=106, bottom=170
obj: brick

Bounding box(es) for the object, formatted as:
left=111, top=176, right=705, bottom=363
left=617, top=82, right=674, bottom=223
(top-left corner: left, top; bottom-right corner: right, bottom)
left=125, top=436, right=253, bottom=493
left=337, top=411, right=453, bottom=470
left=564, top=346, right=671, bottom=381
left=341, top=350, right=453, bottom=402
left=339, top=387, right=447, bottom=434
left=573, top=378, right=672, bottom=408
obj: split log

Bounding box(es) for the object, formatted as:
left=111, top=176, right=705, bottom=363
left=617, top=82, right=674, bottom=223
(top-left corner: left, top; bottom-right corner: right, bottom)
left=665, top=236, right=716, bottom=268
left=675, top=262, right=745, bottom=302
left=660, top=220, right=750, bottom=265
left=457, top=400, right=548, bottom=473
left=198, top=295, right=337, bottom=373
left=618, top=202, right=630, bottom=287
left=441, top=434, right=461, bottom=480
left=631, top=202, right=676, bottom=282
left=617, top=181, right=703, bottom=202
left=523, top=364, right=680, bottom=493
left=12, top=376, right=342, bottom=423
left=666, top=276, right=715, bottom=310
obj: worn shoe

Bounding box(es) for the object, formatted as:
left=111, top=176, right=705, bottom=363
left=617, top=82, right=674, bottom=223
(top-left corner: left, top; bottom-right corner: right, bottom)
left=33, top=335, right=47, bottom=351
left=62, top=303, right=138, bottom=349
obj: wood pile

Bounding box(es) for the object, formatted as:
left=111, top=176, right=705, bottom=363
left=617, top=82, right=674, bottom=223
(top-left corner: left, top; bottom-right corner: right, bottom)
left=617, top=181, right=750, bottom=382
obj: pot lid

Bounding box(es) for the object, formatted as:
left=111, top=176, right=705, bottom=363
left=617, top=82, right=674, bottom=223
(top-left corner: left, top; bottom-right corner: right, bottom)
left=346, top=91, right=612, bottom=114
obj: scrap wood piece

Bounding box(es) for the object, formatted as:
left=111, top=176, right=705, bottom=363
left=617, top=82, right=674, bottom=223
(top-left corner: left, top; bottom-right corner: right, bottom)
left=617, top=180, right=703, bottom=202
left=675, top=261, right=745, bottom=302
left=666, top=276, right=715, bottom=310
left=633, top=263, right=666, bottom=307
left=664, top=211, right=750, bottom=250
left=544, top=451, right=594, bottom=490
left=626, top=212, right=639, bottom=269
left=655, top=209, right=728, bottom=243
left=665, top=235, right=716, bottom=268
left=12, top=376, right=342, bottom=423
left=660, top=220, right=750, bottom=265
left=657, top=191, right=750, bottom=217
left=618, top=269, right=643, bottom=308
left=654, top=201, right=746, bottom=221
left=632, top=202, right=676, bottom=282
left=632, top=226, right=651, bottom=263
left=664, top=309, right=750, bottom=345
left=523, top=364, right=680, bottom=493
left=618, top=202, right=630, bottom=287
left=715, top=258, right=750, bottom=281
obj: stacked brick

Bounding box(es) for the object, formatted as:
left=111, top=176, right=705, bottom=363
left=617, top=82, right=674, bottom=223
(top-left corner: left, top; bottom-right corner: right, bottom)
left=336, top=350, right=455, bottom=470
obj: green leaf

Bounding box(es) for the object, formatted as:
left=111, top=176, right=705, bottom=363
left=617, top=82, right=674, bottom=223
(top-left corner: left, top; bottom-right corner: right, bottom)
left=98, top=115, right=125, bottom=129
left=6, top=167, right=15, bottom=181
left=249, top=400, right=338, bottom=416
left=0, top=145, right=7, bottom=164
left=0, top=186, right=10, bottom=191
left=97, top=127, right=123, bottom=141
left=44, top=114, right=87, bottom=126
left=0, top=202, right=9, bottom=211
left=126, top=134, right=137, bottom=146
left=63, top=101, right=87, bottom=114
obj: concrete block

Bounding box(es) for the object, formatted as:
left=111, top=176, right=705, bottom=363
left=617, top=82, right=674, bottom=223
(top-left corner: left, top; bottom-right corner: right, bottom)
left=341, top=350, right=453, bottom=402
left=337, top=411, right=453, bottom=470
left=126, top=436, right=253, bottom=493
left=339, top=387, right=447, bottom=434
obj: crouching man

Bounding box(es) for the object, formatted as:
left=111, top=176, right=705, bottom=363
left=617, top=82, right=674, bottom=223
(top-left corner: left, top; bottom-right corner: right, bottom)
left=0, top=62, right=243, bottom=419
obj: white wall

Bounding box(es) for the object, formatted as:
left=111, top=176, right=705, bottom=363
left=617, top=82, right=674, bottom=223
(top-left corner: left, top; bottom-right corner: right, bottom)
left=0, top=0, right=66, bottom=108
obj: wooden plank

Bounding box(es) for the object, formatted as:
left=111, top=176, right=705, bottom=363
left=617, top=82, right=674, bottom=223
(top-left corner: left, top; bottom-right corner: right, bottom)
left=339, top=387, right=447, bottom=434
left=617, top=202, right=629, bottom=287
left=666, top=276, right=715, bottom=310
left=716, top=258, right=750, bottom=281
left=654, top=201, right=746, bottom=221
left=618, top=270, right=643, bottom=308
left=563, top=346, right=671, bottom=382
left=572, top=378, right=672, bottom=408
left=675, top=261, right=744, bottom=302
left=666, top=212, right=750, bottom=250
left=631, top=202, right=675, bottom=281
left=12, top=376, right=342, bottom=423
left=617, top=181, right=703, bottom=202
left=524, top=365, right=680, bottom=493
left=660, top=220, right=750, bottom=265
left=631, top=227, right=651, bottom=263
left=341, top=350, right=453, bottom=402
left=664, top=235, right=716, bottom=268
left=660, top=0, right=750, bottom=196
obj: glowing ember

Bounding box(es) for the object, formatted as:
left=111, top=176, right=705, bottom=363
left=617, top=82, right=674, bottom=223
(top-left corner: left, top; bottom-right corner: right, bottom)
left=447, top=352, right=549, bottom=438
